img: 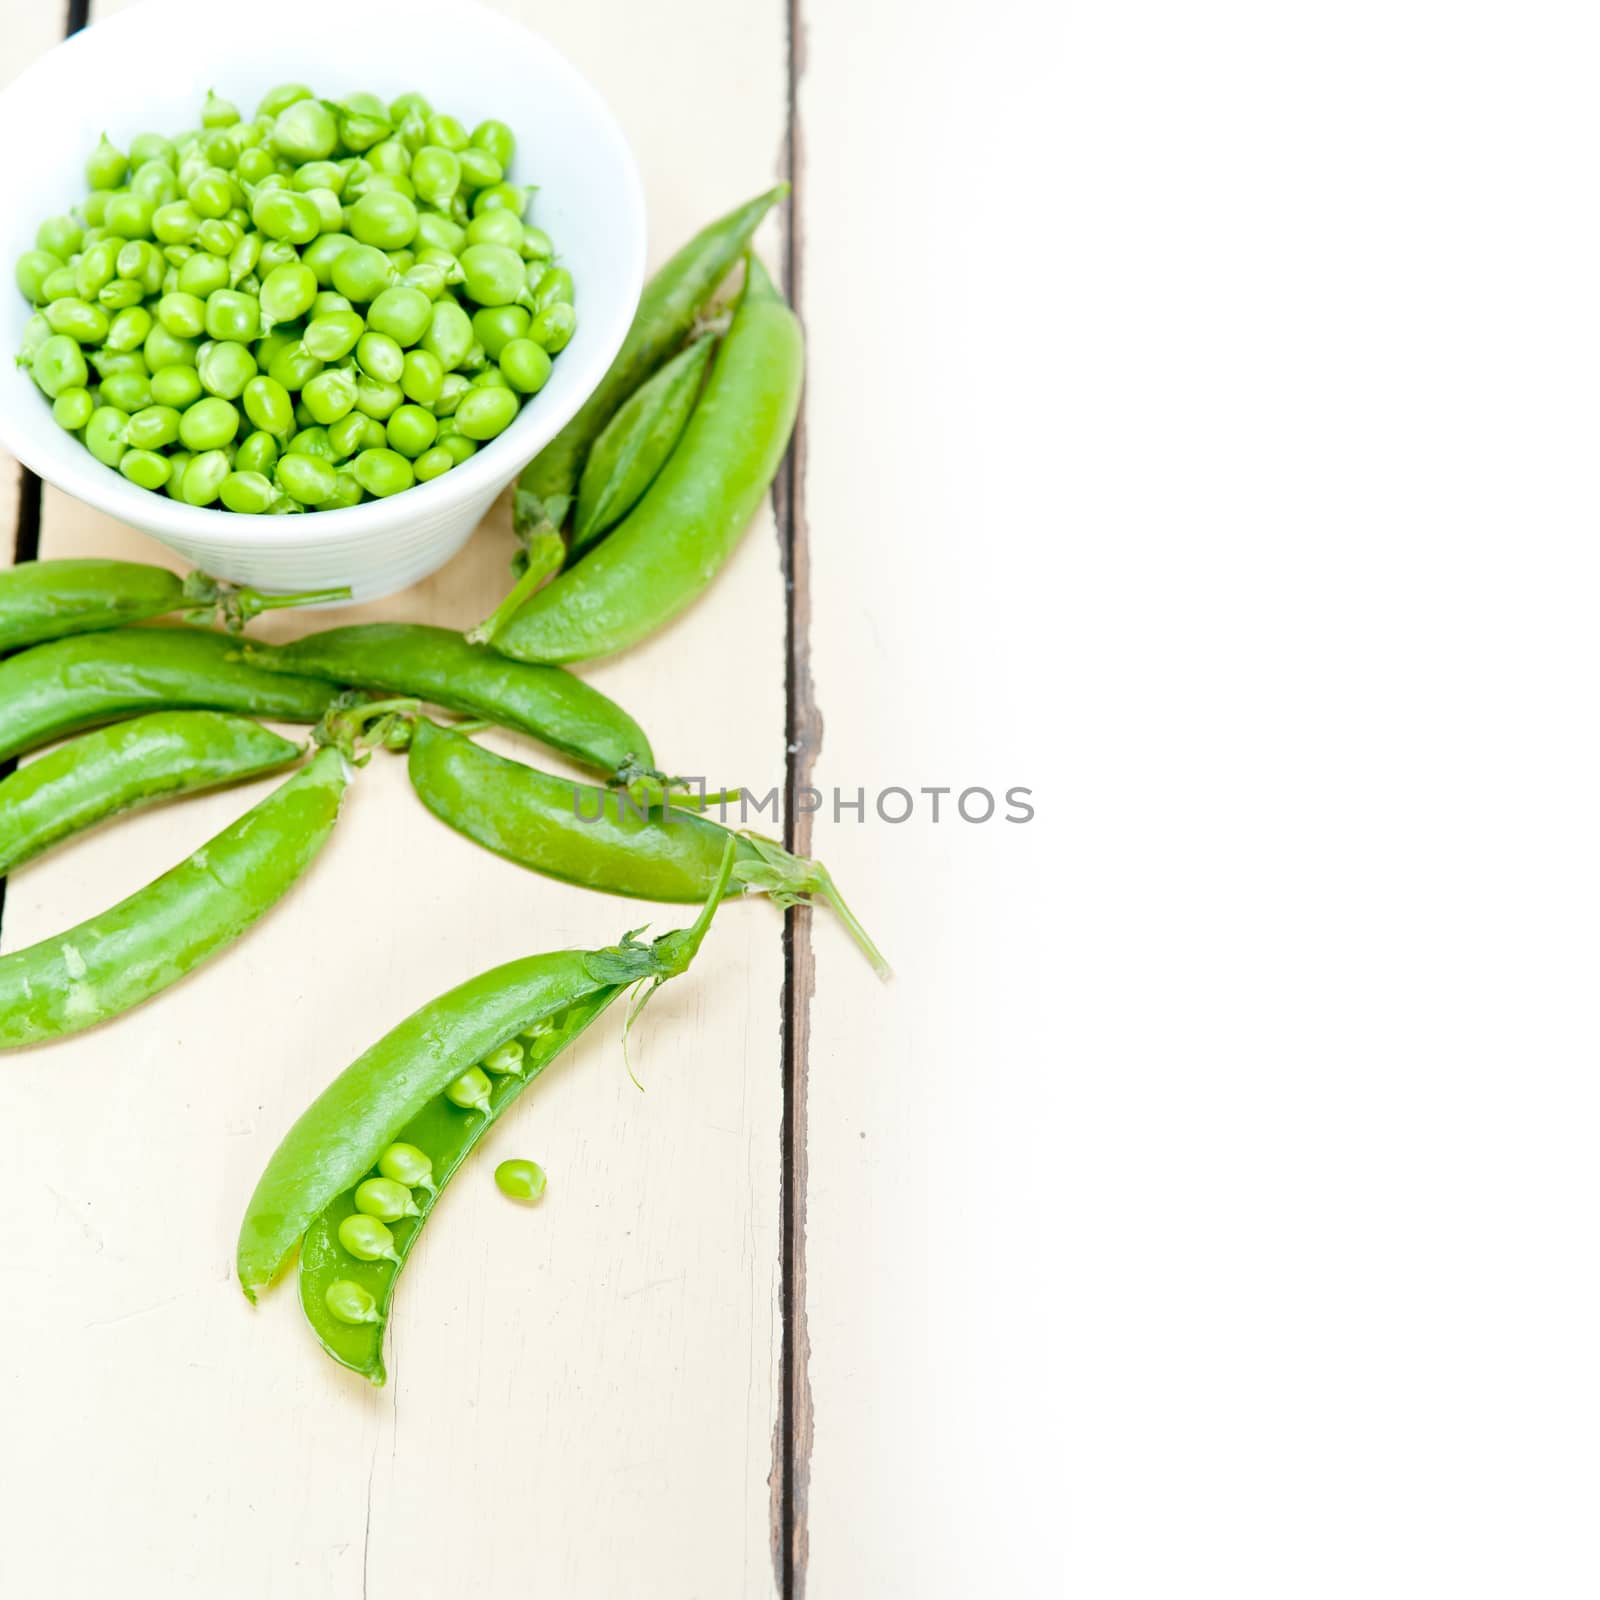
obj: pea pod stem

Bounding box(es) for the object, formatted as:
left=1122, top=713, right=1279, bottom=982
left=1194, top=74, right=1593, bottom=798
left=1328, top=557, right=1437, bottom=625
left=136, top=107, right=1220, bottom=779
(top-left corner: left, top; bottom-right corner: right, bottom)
left=465, top=527, right=564, bottom=646
left=180, top=571, right=352, bottom=632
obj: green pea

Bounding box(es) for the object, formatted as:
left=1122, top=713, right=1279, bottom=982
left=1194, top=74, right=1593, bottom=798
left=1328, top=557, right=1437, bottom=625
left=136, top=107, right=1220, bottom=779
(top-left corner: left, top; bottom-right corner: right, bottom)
left=204, top=289, right=260, bottom=342
left=258, top=262, right=317, bottom=328
left=275, top=451, right=338, bottom=506
left=152, top=201, right=201, bottom=245
left=163, top=450, right=191, bottom=495
left=83, top=405, right=129, bottom=467
left=360, top=285, right=430, bottom=349
left=411, top=445, right=453, bottom=482
left=103, top=306, right=153, bottom=355
left=75, top=239, right=117, bottom=299
left=194, top=216, right=237, bottom=256
left=124, top=404, right=181, bottom=450
left=302, top=367, right=358, bottom=425
left=434, top=371, right=471, bottom=417
left=469, top=304, right=529, bottom=362
left=150, top=364, right=203, bottom=408
left=483, top=1038, right=525, bottom=1076
left=471, top=364, right=509, bottom=390
left=350, top=372, right=401, bottom=420
left=324, top=244, right=388, bottom=305
left=367, top=137, right=413, bottom=178
left=302, top=231, right=357, bottom=288
left=286, top=425, right=335, bottom=460
left=236, top=146, right=277, bottom=186
left=16, top=250, right=61, bottom=303
left=453, top=386, right=520, bottom=442
left=396, top=113, right=428, bottom=156
left=143, top=324, right=198, bottom=371
left=457, top=242, right=523, bottom=308
left=472, top=182, right=526, bottom=218
left=40, top=266, right=79, bottom=303
left=349, top=191, right=419, bottom=250
left=310, top=291, right=354, bottom=319
left=96, top=278, right=147, bottom=313
left=338, top=1213, right=400, bottom=1265
left=86, top=133, right=129, bottom=190
left=417, top=298, right=472, bottom=370
left=32, top=335, right=88, bottom=399
left=384, top=403, right=437, bottom=459
left=251, top=187, right=320, bottom=244
left=177, top=252, right=229, bottom=298
left=530, top=265, right=575, bottom=313
left=119, top=448, right=171, bottom=491
left=416, top=112, right=464, bottom=153
left=178, top=395, right=239, bottom=451
left=238, top=373, right=290, bottom=436
left=50, top=386, right=93, bottom=430
left=100, top=370, right=152, bottom=412
left=354, top=1176, right=420, bottom=1223
left=257, top=239, right=300, bottom=275
left=213, top=469, right=273, bottom=513
left=117, top=239, right=166, bottom=293
left=347, top=330, right=400, bottom=385
left=131, top=163, right=178, bottom=207
left=80, top=190, right=111, bottom=227
left=45, top=297, right=110, bottom=345
left=324, top=469, right=363, bottom=509
left=102, top=192, right=156, bottom=241
left=388, top=91, right=432, bottom=123
left=394, top=348, right=441, bottom=407
left=456, top=147, right=503, bottom=191
left=234, top=429, right=279, bottom=475
left=462, top=210, right=520, bottom=253
left=272, top=98, right=339, bottom=164
left=201, top=87, right=240, bottom=128
left=326, top=410, right=367, bottom=458
left=324, top=1280, right=380, bottom=1326
left=444, top=1065, right=493, bottom=1114
left=494, top=1159, right=547, bottom=1203
left=302, top=311, right=363, bottom=362
left=529, top=302, right=577, bottom=355
left=415, top=211, right=465, bottom=255
left=197, top=340, right=256, bottom=400
left=186, top=171, right=235, bottom=220
left=303, top=188, right=344, bottom=235
left=411, top=146, right=460, bottom=208
left=227, top=231, right=262, bottom=287
left=376, top=1142, right=436, bottom=1191
left=338, top=109, right=391, bottom=154
left=438, top=431, right=477, bottom=466
left=498, top=337, right=552, bottom=396
left=91, top=348, right=148, bottom=381
left=178, top=448, right=230, bottom=506
left=257, top=83, right=311, bottom=120
left=470, top=119, right=516, bottom=170
left=351, top=447, right=415, bottom=498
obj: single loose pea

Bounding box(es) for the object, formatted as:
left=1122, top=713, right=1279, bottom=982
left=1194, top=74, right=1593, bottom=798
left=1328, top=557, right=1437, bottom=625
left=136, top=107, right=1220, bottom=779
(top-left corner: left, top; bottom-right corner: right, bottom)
left=412, top=146, right=460, bottom=207
left=338, top=1213, right=401, bottom=1264
left=353, top=374, right=403, bottom=421
left=131, top=163, right=179, bottom=206
left=32, top=335, right=88, bottom=398
left=40, top=266, right=79, bottom=303
left=454, top=385, right=520, bottom=441
left=258, top=262, right=317, bottom=327
left=303, top=310, right=363, bottom=361
left=378, top=1143, right=436, bottom=1192
left=302, top=232, right=357, bottom=288
left=52, top=387, right=94, bottom=430
left=471, top=304, right=530, bottom=361
left=152, top=201, right=201, bottom=245
left=45, top=297, right=111, bottom=345
left=179, top=448, right=230, bottom=506
left=302, top=367, right=358, bottom=425
left=242, top=374, right=293, bottom=436
left=459, top=243, right=523, bottom=307
left=385, top=403, right=437, bottom=459
left=103, top=192, right=156, bottom=240
left=420, top=298, right=473, bottom=369
left=413, top=445, right=454, bottom=482
left=438, top=431, right=477, bottom=466
left=100, top=370, right=153, bottom=412
left=83, top=406, right=129, bottom=467
left=434, top=371, right=471, bottom=417
left=227, top=231, right=262, bottom=286
left=35, top=214, right=82, bottom=258
left=473, top=182, right=526, bottom=218
left=257, top=83, right=311, bottom=120
left=366, top=285, right=433, bottom=346
left=195, top=216, right=239, bottom=257
left=303, top=188, right=344, bottom=235
left=218, top=469, right=276, bottom=513
left=267, top=341, right=323, bottom=391
left=399, top=260, right=451, bottom=301
left=273, top=99, right=339, bottom=163
left=351, top=447, right=414, bottom=497
left=483, top=1038, right=525, bottom=1076
left=354, top=1177, right=419, bottom=1223
left=91, top=348, right=148, bottom=381
left=75, top=239, right=117, bottom=299
left=494, top=1159, right=547, bottom=1203
left=178, top=252, right=229, bottom=298
left=366, top=137, right=413, bottom=178
left=388, top=91, right=432, bottom=123
left=105, top=305, right=153, bottom=353
left=327, top=410, right=368, bottom=458
left=119, top=448, right=171, bottom=491
left=118, top=239, right=165, bottom=291
left=324, top=1280, right=380, bottom=1326
left=235, top=430, right=279, bottom=475
left=201, top=88, right=240, bottom=128
left=529, top=302, right=577, bottom=354
left=178, top=395, right=239, bottom=451
left=197, top=340, right=256, bottom=399
left=339, top=108, right=391, bottom=154
left=86, top=132, right=129, bottom=190
left=130, top=130, right=177, bottom=168
left=325, top=470, right=363, bottom=508
left=286, top=426, right=335, bottom=460
left=151, top=364, right=202, bottom=408
left=311, top=290, right=354, bottom=318
left=144, top=325, right=198, bottom=371
left=349, top=191, right=419, bottom=250
left=164, top=450, right=191, bottom=495
left=203, top=289, right=260, bottom=343
left=354, top=330, right=404, bottom=384
left=329, top=241, right=394, bottom=302
left=456, top=147, right=503, bottom=191
left=464, top=209, right=523, bottom=252
left=530, top=264, right=575, bottom=312
left=400, top=348, right=444, bottom=405
left=424, top=112, right=469, bottom=152
left=471, top=118, right=516, bottom=169
left=444, top=1066, right=493, bottom=1115
left=97, top=279, right=147, bottom=313
left=186, top=170, right=236, bottom=220
left=251, top=187, right=320, bottom=245
left=275, top=451, right=338, bottom=506
left=415, top=211, right=465, bottom=255
left=236, top=146, right=276, bottom=186
left=124, top=404, right=181, bottom=450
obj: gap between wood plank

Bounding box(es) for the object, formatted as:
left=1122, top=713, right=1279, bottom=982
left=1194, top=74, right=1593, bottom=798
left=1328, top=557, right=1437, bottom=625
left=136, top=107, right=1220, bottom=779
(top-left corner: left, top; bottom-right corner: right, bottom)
left=777, top=0, right=817, bottom=1593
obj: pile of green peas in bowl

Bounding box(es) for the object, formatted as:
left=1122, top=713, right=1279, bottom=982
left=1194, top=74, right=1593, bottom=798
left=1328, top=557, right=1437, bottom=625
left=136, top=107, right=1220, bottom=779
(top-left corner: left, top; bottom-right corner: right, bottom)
left=13, top=85, right=577, bottom=514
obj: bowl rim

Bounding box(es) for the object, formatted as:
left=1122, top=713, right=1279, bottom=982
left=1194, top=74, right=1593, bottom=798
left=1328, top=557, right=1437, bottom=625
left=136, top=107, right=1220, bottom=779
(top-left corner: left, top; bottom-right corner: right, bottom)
left=0, top=0, right=646, bottom=547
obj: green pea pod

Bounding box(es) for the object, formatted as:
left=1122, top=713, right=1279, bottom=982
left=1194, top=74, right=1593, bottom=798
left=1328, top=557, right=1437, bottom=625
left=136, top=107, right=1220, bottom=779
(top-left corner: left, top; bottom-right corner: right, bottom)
left=513, top=184, right=786, bottom=540
left=0, top=627, right=339, bottom=765
left=0, top=559, right=349, bottom=655
left=407, top=719, right=889, bottom=976
left=0, top=711, right=301, bottom=877
left=236, top=843, right=736, bottom=1384
left=571, top=334, right=716, bottom=554
left=490, top=256, right=802, bottom=664
left=0, top=746, right=348, bottom=1049
left=241, top=623, right=655, bottom=781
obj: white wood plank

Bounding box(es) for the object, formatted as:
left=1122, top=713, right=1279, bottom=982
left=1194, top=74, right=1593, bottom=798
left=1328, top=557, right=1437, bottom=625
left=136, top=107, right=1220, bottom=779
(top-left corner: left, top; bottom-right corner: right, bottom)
left=0, top=2, right=792, bottom=1595
left=796, top=0, right=1067, bottom=1594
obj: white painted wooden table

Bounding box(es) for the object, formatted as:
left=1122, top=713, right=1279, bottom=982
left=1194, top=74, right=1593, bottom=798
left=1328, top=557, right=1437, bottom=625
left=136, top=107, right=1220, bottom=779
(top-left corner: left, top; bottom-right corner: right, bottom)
left=0, top=1, right=1063, bottom=1595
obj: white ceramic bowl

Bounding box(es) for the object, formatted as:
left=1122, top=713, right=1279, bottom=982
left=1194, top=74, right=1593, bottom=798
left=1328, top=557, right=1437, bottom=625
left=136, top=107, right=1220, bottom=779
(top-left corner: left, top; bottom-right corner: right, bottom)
left=0, top=0, right=644, bottom=600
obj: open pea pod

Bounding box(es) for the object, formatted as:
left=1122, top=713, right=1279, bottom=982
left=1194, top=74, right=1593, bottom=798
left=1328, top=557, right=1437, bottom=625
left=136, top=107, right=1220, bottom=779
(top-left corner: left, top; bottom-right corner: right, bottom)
left=237, top=844, right=735, bottom=1385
